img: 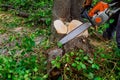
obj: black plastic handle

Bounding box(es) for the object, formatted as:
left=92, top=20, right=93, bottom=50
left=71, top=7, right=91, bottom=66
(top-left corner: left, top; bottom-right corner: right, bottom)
left=83, top=10, right=95, bottom=27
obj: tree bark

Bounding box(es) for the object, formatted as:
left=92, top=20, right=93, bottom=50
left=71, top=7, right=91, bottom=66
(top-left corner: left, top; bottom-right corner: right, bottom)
left=48, top=0, right=94, bottom=79
left=51, top=0, right=86, bottom=42
left=51, top=0, right=94, bottom=52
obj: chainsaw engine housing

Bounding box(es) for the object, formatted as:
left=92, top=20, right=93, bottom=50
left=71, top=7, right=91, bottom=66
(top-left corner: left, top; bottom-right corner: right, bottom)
left=92, top=9, right=109, bottom=25
left=88, top=1, right=110, bottom=26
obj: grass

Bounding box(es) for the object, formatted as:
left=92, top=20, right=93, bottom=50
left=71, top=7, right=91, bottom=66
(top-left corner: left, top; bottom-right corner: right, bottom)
left=0, top=11, right=49, bottom=79
left=0, top=9, right=120, bottom=80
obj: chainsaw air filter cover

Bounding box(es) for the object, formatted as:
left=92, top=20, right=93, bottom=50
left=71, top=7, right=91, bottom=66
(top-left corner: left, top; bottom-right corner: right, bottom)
left=92, top=9, right=109, bottom=25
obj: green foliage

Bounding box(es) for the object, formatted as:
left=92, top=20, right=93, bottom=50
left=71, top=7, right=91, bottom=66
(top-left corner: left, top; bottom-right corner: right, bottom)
left=20, top=36, right=35, bottom=52
left=57, top=42, right=63, bottom=48
left=0, top=0, right=53, bottom=26
left=0, top=29, right=6, bottom=34
left=0, top=54, right=46, bottom=80
left=51, top=56, right=61, bottom=68
left=51, top=46, right=120, bottom=79
left=92, top=0, right=111, bottom=5
left=0, top=0, right=120, bottom=80
left=0, top=25, right=49, bottom=79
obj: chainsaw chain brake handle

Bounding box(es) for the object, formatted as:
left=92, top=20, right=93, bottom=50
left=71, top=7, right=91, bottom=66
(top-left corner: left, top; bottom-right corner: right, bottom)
left=80, top=5, right=96, bottom=27
left=83, top=10, right=96, bottom=27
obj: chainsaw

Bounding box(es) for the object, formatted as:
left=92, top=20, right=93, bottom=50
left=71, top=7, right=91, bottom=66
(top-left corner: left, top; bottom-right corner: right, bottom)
left=59, top=1, right=120, bottom=45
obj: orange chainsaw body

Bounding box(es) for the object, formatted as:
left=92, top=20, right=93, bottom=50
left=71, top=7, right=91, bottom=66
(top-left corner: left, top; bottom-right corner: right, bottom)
left=88, top=1, right=109, bottom=17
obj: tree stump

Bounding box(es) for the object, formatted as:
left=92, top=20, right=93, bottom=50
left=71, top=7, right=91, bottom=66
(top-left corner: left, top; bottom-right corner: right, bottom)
left=48, top=0, right=94, bottom=79
left=50, top=0, right=94, bottom=53
left=51, top=0, right=86, bottom=42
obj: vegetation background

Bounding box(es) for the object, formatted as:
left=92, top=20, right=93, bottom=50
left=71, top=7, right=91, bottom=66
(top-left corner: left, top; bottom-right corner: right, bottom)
left=0, top=0, right=120, bottom=80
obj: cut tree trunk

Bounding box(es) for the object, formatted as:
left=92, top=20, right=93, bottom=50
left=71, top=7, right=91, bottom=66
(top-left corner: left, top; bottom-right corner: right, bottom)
left=49, top=0, right=94, bottom=63
left=51, top=0, right=86, bottom=42
left=50, top=0, right=94, bottom=52
left=48, top=0, right=94, bottom=79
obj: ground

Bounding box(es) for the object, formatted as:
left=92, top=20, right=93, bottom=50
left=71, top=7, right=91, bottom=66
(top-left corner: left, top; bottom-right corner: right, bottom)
left=0, top=11, right=46, bottom=54
left=0, top=11, right=120, bottom=80
left=0, top=11, right=114, bottom=54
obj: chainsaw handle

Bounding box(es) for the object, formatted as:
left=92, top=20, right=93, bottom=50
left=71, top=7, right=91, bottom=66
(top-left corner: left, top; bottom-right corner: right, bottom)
left=81, top=5, right=95, bottom=26
left=81, top=5, right=93, bottom=15
left=83, top=10, right=95, bottom=27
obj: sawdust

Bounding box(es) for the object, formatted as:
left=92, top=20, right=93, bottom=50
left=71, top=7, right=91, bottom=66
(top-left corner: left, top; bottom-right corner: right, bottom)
left=90, top=39, right=104, bottom=47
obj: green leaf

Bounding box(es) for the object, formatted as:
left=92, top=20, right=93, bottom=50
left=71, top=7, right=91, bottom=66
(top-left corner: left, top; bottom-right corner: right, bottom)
left=25, top=70, right=30, bottom=74
left=109, top=19, right=114, bottom=24
left=56, top=62, right=61, bottom=68
left=8, top=74, right=11, bottom=78
left=104, top=23, right=109, bottom=28
left=79, top=49, right=84, bottom=53
left=83, top=56, right=88, bottom=60
left=92, top=64, right=100, bottom=70
left=88, top=72, right=94, bottom=79
left=100, top=54, right=105, bottom=58
left=80, top=62, right=86, bottom=69
left=66, top=56, right=70, bottom=62
left=43, top=74, right=48, bottom=79
left=24, top=74, right=29, bottom=78
left=72, top=63, right=77, bottom=67
left=75, top=57, right=80, bottom=61
left=46, top=18, right=51, bottom=25
left=56, top=56, right=61, bottom=61
left=66, top=67, right=70, bottom=71
left=33, top=67, right=38, bottom=72
left=9, top=35, right=16, bottom=42
left=77, top=64, right=81, bottom=70
left=88, top=60, right=93, bottom=64
left=70, top=52, right=74, bottom=56
left=57, top=76, right=62, bottom=80
left=57, top=42, right=63, bottom=48
left=94, top=77, right=102, bottom=80
left=51, top=60, right=56, bottom=65
left=0, top=65, right=2, bottom=70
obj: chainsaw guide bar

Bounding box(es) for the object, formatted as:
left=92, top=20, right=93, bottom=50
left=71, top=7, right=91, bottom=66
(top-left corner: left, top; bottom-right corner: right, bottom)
left=59, top=22, right=92, bottom=45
